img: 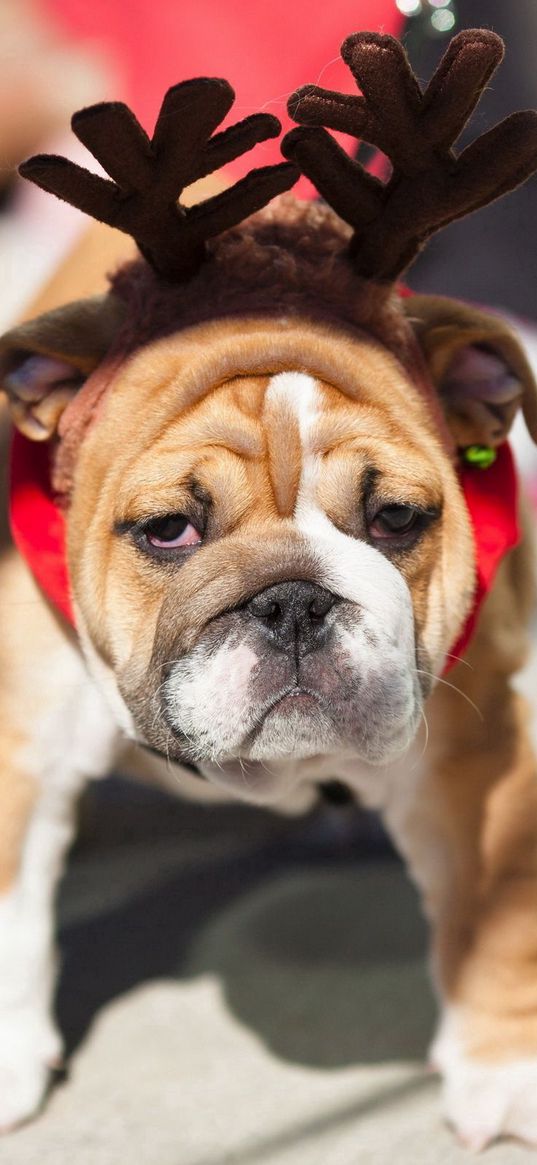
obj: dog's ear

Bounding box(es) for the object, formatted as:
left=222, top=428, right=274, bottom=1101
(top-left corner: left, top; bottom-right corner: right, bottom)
left=0, top=295, right=124, bottom=440
left=405, top=295, right=537, bottom=448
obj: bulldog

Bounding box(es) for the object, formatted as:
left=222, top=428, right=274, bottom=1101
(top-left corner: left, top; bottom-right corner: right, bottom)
left=1, top=27, right=537, bottom=1151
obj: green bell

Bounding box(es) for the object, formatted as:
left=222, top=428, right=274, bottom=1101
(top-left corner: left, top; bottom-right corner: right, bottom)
left=462, top=445, right=497, bottom=470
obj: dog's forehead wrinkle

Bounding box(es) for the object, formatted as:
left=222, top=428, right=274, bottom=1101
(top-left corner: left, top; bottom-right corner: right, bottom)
left=187, top=475, right=212, bottom=508
left=158, top=386, right=266, bottom=460
left=82, top=316, right=442, bottom=526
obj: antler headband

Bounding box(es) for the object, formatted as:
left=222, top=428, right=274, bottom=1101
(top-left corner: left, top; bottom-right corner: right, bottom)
left=18, top=29, right=537, bottom=287
left=19, top=78, right=299, bottom=281
left=283, top=29, right=537, bottom=281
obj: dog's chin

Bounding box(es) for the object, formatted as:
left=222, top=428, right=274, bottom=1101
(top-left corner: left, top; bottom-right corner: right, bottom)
left=243, top=691, right=334, bottom=761
left=173, top=693, right=420, bottom=805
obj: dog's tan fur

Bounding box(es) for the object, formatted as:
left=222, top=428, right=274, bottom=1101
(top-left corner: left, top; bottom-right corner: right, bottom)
left=1, top=198, right=537, bottom=1146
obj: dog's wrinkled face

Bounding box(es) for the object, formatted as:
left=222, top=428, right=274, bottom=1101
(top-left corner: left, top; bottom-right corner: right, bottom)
left=67, top=317, right=474, bottom=799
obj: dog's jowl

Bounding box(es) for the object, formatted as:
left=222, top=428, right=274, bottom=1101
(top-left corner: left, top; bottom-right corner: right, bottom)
left=1, top=27, right=537, bottom=1149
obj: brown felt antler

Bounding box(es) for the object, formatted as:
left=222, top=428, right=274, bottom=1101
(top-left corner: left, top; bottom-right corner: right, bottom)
left=283, top=29, right=537, bottom=282
left=20, top=78, right=299, bottom=282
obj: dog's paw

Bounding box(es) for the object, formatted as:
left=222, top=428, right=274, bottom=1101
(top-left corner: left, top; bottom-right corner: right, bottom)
left=432, top=1011, right=537, bottom=1151
left=0, top=1008, right=62, bottom=1132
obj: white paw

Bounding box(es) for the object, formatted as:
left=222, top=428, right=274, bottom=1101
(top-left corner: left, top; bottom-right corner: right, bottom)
left=432, top=1010, right=537, bottom=1151
left=0, top=1008, right=62, bottom=1132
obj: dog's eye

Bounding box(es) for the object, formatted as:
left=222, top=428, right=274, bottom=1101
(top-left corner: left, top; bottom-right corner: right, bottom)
left=369, top=505, right=420, bottom=539
left=144, top=514, right=202, bottom=549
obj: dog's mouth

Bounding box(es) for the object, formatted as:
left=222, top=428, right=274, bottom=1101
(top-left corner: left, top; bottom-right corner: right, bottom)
left=191, top=681, right=358, bottom=805
left=270, top=688, right=320, bottom=712
left=241, top=685, right=324, bottom=740
left=163, top=679, right=327, bottom=758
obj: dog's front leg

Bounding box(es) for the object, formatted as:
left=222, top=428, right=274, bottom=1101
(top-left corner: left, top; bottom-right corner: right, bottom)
left=0, top=648, right=119, bottom=1131
left=384, top=680, right=537, bottom=1151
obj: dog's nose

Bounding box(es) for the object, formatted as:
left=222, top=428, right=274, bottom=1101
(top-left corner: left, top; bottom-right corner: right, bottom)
left=246, top=581, right=336, bottom=656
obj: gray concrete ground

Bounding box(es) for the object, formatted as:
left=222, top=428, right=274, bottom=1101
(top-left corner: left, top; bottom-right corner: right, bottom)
left=0, top=780, right=535, bottom=1165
